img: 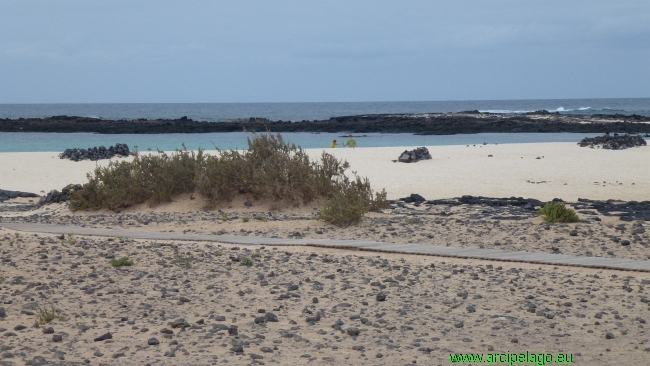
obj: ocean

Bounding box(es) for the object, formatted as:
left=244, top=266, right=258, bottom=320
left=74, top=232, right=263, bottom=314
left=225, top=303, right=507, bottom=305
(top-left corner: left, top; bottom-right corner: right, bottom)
left=1, top=98, right=649, bottom=122
left=0, top=98, right=648, bottom=152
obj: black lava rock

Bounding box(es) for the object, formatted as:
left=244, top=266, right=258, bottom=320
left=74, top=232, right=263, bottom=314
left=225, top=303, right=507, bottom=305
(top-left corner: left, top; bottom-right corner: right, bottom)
left=39, top=184, right=83, bottom=206
left=0, top=190, right=39, bottom=202
left=59, top=143, right=130, bottom=162
left=397, top=147, right=432, bottom=163
left=578, top=134, right=647, bottom=150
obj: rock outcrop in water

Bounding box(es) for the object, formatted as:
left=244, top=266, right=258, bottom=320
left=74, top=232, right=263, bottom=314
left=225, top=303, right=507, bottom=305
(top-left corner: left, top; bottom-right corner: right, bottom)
left=578, top=134, right=647, bottom=150
left=397, top=147, right=432, bottom=163
left=2, top=112, right=650, bottom=135
left=59, top=143, right=130, bottom=161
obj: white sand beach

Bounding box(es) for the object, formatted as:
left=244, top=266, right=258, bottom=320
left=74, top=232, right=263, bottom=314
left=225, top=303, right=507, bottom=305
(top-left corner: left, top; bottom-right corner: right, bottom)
left=2, top=142, right=650, bottom=365
left=2, top=142, right=648, bottom=201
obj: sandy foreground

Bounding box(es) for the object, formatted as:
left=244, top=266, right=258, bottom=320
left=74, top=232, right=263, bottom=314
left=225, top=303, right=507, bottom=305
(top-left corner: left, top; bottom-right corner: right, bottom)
left=1, top=142, right=649, bottom=201
left=1, top=142, right=650, bottom=365
left=0, top=227, right=649, bottom=365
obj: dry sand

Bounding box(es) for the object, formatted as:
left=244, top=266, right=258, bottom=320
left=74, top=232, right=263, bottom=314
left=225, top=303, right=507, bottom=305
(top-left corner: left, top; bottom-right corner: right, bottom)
left=0, top=228, right=649, bottom=365
left=1, top=142, right=650, bottom=365
left=1, top=142, right=649, bottom=201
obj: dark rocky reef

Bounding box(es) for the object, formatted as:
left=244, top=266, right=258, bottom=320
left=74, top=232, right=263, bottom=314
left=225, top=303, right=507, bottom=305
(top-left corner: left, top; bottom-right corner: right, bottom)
left=60, top=143, right=130, bottom=161
left=39, top=184, right=82, bottom=206
left=389, top=194, right=545, bottom=220
left=574, top=199, right=650, bottom=222
left=0, top=190, right=39, bottom=202
left=578, top=134, right=647, bottom=150
left=396, top=194, right=650, bottom=222
left=426, top=195, right=544, bottom=211
left=397, top=147, right=432, bottom=163
left=2, top=112, right=650, bottom=135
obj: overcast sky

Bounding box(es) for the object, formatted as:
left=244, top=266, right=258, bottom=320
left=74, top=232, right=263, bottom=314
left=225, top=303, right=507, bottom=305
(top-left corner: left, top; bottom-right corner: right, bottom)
left=1, top=1, right=649, bottom=103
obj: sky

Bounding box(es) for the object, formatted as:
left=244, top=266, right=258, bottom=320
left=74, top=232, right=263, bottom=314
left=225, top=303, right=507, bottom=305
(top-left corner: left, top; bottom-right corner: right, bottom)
left=1, top=1, right=649, bottom=103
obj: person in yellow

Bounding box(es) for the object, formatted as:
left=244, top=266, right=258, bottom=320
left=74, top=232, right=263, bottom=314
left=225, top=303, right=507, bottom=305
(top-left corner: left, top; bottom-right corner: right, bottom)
left=345, top=134, right=357, bottom=148
left=330, top=139, right=342, bottom=148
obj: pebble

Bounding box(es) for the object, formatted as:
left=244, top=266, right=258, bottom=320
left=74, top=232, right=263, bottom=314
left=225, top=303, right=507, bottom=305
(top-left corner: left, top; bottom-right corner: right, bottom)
left=93, top=332, right=112, bottom=342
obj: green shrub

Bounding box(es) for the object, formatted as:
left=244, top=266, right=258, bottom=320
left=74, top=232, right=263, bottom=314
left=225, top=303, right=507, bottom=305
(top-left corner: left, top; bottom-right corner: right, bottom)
left=318, top=173, right=389, bottom=227
left=240, top=257, right=254, bottom=267
left=70, top=133, right=387, bottom=226
left=172, top=252, right=195, bottom=268
left=536, top=202, right=580, bottom=223
left=71, top=147, right=203, bottom=211
left=109, top=257, right=133, bottom=267
left=36, top=305, right=67, bottom=324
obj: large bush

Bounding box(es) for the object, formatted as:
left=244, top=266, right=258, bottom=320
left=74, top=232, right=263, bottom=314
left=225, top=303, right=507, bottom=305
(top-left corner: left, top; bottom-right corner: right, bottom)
left=70, top=133, right=387, bottom=226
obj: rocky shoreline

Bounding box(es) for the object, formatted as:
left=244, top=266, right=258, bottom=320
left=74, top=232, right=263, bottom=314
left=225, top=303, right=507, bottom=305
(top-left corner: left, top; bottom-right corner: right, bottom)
left=2, top=112, right=650, bottom=135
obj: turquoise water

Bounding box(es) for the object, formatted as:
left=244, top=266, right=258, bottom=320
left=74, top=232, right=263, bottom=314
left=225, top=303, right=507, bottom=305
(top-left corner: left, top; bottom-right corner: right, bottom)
left=0, top=132, right=612, bottom=152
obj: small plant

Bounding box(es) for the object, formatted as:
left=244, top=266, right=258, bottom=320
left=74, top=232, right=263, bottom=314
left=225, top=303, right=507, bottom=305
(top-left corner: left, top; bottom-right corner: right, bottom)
left=36, top=305, right=67, bottom=324
left=172, top=253, right=195, bottom=268
left=214, top=251, right=223, bottom=256
left=252, top=253, right=261, bottom=258
left=221, top=214, right=229, bottom=222
left=254, top=215, right=267, bottom=222
left=109, top=257, right=133, bottom=267
left=242, top=217, right=250, bottom=223
left=240, top=257, right=254, bottom=267
left=537, top=202, right=580, bottom=223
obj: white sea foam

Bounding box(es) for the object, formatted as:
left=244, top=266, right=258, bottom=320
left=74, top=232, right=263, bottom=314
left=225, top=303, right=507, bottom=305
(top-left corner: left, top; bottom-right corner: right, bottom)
left=479, top=109, right=534, bottom=114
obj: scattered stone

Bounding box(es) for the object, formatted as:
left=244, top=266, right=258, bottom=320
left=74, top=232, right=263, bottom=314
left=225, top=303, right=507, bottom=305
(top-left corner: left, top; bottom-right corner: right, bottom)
left=94, top=332, right=113, bottom=342
left=397, top=147, right=432, bottom=163
left=346, top=328, right=360, bottom=336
